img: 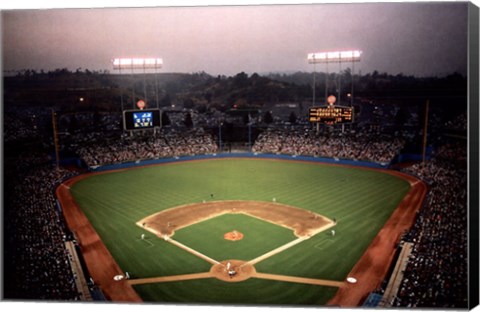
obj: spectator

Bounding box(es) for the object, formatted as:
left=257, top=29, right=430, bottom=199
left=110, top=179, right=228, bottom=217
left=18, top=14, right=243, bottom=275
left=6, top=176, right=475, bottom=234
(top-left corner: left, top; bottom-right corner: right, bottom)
left=394, top=140, right=468, bottom=308
left=252, top=127, right=404, bottom=163
left=76, top=129, right=218, bottom=167
left=4, top=161, right=81, bottom=300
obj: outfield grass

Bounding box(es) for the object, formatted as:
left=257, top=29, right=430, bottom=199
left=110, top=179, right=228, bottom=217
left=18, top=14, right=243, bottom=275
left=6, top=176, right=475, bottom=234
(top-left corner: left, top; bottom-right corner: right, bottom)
left=70, top=158, right=410, bottom=305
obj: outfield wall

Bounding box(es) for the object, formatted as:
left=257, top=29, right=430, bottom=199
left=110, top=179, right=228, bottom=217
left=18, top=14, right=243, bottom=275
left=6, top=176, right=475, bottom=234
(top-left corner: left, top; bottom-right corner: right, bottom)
left=88, top=153, right=390, bottom=172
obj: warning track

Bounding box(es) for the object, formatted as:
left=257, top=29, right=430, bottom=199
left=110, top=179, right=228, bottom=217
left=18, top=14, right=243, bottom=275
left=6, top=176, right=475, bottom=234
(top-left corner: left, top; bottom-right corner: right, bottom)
left=327, top=169, right=427, bottom=306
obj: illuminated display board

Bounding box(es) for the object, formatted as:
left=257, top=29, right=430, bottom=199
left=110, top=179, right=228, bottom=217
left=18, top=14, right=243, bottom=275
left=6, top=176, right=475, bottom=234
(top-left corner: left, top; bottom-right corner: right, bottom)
left=123, top=109, right=161, bottom=130
left=309, top=106, right=354, bottom=124
left=134, top=111, right=153, bottom=128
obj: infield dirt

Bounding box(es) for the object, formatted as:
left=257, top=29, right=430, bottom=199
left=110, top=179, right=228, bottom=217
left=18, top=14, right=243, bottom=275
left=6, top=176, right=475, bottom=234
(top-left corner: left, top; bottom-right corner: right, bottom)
left=136, top=200, right=333, bottom=238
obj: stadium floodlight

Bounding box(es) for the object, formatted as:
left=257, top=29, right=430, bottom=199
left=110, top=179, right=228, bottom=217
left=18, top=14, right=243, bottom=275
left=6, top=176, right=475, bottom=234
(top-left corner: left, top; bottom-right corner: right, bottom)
left=112, top=57, right=163, bottom=112
left=112, top=57, right=163, bottom=70
left=307, top=49, right=361, bottom=111
left=307, top=50, right=362, bottom=64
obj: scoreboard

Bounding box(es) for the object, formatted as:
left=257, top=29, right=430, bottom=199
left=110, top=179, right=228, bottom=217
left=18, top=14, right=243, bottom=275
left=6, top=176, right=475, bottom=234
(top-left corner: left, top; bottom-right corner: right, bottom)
left=123, top=109, right=161, bottom=131
left=309, top=105, right=354, bottom=125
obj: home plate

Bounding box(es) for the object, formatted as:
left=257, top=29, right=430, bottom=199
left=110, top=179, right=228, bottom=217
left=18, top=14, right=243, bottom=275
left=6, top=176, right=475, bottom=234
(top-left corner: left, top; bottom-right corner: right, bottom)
left=346, top=277, right=357, bottom=284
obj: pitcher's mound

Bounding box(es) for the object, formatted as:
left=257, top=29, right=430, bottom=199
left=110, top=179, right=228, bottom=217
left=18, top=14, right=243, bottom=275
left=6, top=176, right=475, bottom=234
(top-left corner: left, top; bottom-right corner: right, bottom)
left=224, top=230, right=244, bottom=241
left=210, top=260, right=256, bottom=282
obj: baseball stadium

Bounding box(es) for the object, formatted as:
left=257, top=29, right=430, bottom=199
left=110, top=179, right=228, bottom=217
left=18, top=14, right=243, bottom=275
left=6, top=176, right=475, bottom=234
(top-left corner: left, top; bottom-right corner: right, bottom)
left=2, top=2, right=478, bottom=310
left=4, top=70, right=472, bottom=307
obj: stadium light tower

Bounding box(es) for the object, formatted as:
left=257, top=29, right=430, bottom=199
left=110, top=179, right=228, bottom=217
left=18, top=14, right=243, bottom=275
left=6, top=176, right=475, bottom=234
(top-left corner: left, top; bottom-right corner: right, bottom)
left=307, top=50, right=361, bottom=107
left=112, top=58, right=163, bottom=110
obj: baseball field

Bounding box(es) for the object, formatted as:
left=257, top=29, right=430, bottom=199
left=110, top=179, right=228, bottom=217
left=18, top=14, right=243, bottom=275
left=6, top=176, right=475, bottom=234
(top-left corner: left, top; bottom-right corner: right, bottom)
left=57, top=157, right=426, bottom=306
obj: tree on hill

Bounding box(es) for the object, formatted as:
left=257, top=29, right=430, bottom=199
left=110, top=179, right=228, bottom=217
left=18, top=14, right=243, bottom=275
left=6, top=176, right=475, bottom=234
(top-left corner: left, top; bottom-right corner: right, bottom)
left=160, top=94, right=172, bottom=107
left=233, top=72, right=249, bottom=88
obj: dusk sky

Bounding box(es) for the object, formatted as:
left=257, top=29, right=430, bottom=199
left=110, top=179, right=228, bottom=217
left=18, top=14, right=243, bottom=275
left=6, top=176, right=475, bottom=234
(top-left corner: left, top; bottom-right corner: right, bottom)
left=2, top=1, right=471, bottom=77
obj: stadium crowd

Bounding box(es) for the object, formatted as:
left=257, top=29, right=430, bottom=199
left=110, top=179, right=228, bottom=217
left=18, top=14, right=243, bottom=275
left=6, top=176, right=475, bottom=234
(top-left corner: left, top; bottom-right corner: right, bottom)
left=4, top=158, right=81, bottom=300
left=75, top=126, right=406, bottom=167
left=393, top=141, right=468, bottom=308
left=252, top=128, right=404, bottom=163
left=76, top=130, right=218, bottom=167
left=443, top=112, right=467, bottom=132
